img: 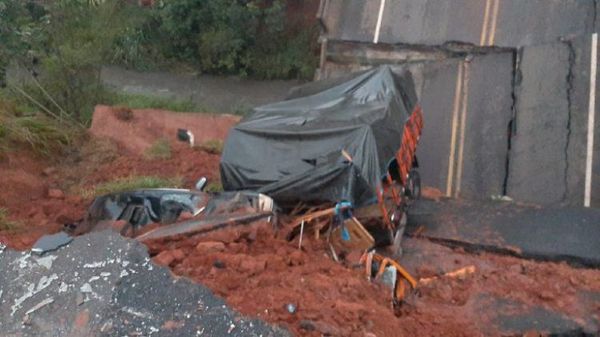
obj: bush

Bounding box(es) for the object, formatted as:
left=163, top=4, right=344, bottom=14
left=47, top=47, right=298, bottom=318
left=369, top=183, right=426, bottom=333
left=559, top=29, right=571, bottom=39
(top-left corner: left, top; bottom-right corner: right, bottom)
left=0, top=0, right=45, bottom=87
left=83, top=175, right=184, bottom=198
left=118, top=0, right=318, bottom=80
left=195, top=139, right=224, bottom=154
left=3, top=0, right=318, bottom=128
left=205, top=181, right=224, bottom=193
left=144, top=138, right=171, bottom=160
left=5, top=1, right=146, bottom=125
left=33, top=0, right=140, bottom=124
left=0, top=94, right=75, bottom=155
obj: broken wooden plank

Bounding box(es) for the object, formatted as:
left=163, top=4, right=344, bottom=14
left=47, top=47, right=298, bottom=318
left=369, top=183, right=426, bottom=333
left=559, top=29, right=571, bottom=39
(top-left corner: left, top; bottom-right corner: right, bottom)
left=136, top=212, right=272, bottom=241
left=330, top=217, right=375, bottom=252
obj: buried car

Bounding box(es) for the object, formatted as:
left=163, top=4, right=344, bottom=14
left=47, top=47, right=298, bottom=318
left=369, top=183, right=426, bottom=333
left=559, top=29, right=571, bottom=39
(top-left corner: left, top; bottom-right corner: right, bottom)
left=221, top=65, right=423, bottom=251
left=65, top=179, right=274, bottom=238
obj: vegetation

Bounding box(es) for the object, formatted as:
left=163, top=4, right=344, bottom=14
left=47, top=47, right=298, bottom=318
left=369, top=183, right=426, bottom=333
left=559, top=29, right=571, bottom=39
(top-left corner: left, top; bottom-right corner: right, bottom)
left=117, top=0, right=318, bottom=79
left=195, top=139, right=224, bottom=154
left=0, top=208, right=20, bottom=231
left=205, top=181, right=224, bottom=193
left=111, top=92, right=201, bottom=112
left=0, top=93, right=75, bottom=155
left=82, top=175, right=184, bottom=198
left=1, top=0, right=317, bottom=126
left=143, top=137, right=172, bottom=160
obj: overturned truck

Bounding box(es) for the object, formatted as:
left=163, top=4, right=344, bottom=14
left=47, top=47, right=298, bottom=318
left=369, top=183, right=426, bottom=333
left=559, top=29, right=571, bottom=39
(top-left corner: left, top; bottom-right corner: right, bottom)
left=221, top=66, right=423, bottom=253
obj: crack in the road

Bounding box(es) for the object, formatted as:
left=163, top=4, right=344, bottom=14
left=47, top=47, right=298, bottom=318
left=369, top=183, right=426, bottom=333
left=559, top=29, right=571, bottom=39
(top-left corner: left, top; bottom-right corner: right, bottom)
left=563, top=40, right=576, bottom=202
left=503, top=48, right=522, bottom=196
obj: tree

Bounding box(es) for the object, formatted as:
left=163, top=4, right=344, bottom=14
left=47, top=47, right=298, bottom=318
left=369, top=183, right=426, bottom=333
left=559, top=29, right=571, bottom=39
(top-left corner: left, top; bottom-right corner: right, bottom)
left=0, top=0, right=45, bottom=87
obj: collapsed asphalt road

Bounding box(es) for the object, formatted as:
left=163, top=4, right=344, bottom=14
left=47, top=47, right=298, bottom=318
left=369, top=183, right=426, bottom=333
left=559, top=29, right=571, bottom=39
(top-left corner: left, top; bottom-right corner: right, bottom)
left=0, top=231, right=289, bottom=337
left=407, top=198, right=600, bottom=268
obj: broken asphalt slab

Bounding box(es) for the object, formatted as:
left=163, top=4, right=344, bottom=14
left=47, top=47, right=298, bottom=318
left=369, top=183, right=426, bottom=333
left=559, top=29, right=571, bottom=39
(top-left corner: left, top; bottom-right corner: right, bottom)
left=406, top=199, right=600, bottom=268
left=0, top=230, right=290, bottom=337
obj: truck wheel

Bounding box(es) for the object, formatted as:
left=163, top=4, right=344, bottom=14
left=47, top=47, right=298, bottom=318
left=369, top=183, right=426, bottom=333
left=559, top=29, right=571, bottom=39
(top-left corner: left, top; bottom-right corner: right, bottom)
left=405, top=169, right=421, bottom=200
left=387, top=211, right=407, bottom=258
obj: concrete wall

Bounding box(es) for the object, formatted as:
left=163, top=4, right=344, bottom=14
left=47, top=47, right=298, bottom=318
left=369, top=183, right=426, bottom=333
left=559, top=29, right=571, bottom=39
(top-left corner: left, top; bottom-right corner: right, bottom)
left=317, top=0, right=600, bottom=207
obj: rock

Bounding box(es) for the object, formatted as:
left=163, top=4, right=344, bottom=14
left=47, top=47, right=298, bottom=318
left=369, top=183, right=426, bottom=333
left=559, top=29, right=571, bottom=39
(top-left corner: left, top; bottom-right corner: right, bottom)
left=170, top=249, right=186, bottom=262
left=42, top=167, right=57, bottom=176
left=508, top=263, right=524, bottom=274
left=196, top=241, right=226, bottom=254
left=213, top=260, right=226, bottom=269
left=154, top=249, right=185, bottom=266
left=312, top=320, right=342, bottom=336
left=288, top=250, right=304, bottom=266
left=56, top=214, right=76, bottom=224
left=246, top=228, right=258, bottom=242
left=239, top=258, right=266, bottom=275
left=538, top=291, right=555, bottom=301
left=299, top=320, right=315, bottom=331
left=154, top=251, right=176, bottom=266
left=47, top=188, right=65, bottom=199
left=227, top=242, right=245, bottom=253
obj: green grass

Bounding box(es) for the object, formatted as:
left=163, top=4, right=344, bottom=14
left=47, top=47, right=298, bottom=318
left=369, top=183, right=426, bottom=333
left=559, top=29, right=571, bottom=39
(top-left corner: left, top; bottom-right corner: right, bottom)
left=0, top=208, right=20, bottom=232
left=143, top=138, right=171, bottom=160
left=205, top=181, right=223, bottom=193
left=110, top=92, right=203, bottom=112
left=195, top=139, right=224, bottom=154
left=0, top=95, right=77, bottom=156
left=82, top=175, right=184, bottom=198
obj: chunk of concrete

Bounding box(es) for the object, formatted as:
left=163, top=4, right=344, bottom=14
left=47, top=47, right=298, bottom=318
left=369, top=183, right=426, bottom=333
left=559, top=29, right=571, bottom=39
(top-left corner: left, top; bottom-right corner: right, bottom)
left=31, top=232, right=73, bottom=256
left=458, top=52, right=513, bottom=199
left=508, top=42, right=571, bottom=204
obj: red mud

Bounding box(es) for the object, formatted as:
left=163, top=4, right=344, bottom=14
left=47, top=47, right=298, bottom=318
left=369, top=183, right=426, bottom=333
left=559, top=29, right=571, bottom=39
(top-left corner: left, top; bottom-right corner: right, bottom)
left=2, top=106, right=600, bottom=336
left=90, top=105, right=239, bottom=154
left=0, top=106, right=231, bottom=249
left=146, top=225, right=600, bottom=337
left=146, top=223, right=415, bottom=337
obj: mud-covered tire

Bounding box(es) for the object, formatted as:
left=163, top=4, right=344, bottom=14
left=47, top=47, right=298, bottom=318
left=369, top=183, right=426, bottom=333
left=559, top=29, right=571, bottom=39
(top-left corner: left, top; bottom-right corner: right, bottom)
left=387, top=211, right=407, bottom=258
left=405, top=169, right=421, bottom=200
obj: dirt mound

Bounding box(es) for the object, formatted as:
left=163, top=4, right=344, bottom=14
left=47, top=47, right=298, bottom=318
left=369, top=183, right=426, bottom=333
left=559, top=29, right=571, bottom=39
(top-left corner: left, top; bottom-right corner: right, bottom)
left=0, top=151, right=86, bottom=249
left=146, top=222, right=409, bottom=337
left=146, top=223, right=600, bottom=337
left=89, top=105, right=240, bottom=154
left=0, top=107, right=233, bottom=250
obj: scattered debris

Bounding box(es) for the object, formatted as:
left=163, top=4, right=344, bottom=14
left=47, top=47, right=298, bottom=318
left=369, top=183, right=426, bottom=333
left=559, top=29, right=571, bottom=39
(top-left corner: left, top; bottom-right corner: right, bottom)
left=419, top=265, right=477, bottom=285
left=69, top=187, right=274, bottom=239
left=285, top=303, right=297, bottom=314
left=177, top=128, right=195, bottom=147
left=31, top=232, right=73, bottom=255
left=361, top=251, right=417, bottom=304
left=24, top=297, right=54, bottom=316
left=137, top=212, right=273, bottom=242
